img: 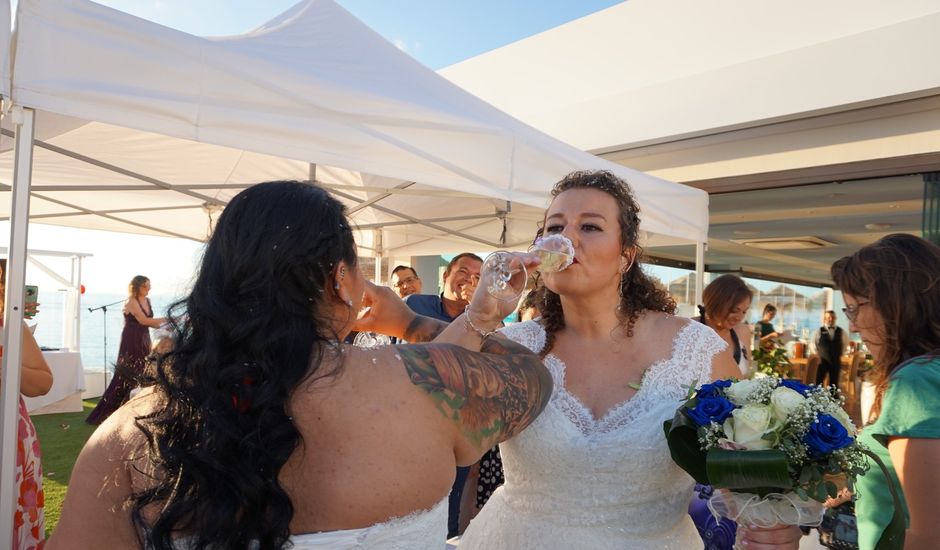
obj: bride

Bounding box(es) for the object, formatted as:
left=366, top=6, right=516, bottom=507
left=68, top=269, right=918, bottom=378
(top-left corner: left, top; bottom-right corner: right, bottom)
left=459, top=171, right=801, bottom=549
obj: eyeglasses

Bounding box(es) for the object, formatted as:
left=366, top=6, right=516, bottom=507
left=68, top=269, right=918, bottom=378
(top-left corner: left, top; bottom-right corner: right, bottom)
left=841, top=301, right=870, bottom=322
left=393, top=276, right=419, bottom=289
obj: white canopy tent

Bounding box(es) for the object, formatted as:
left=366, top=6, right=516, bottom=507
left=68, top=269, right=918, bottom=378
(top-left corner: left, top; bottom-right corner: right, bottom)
left=0, top=0, right=709, bottom=536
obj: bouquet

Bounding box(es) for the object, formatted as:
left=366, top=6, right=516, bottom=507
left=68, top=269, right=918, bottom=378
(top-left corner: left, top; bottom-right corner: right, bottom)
left=664, top=376, right=905, bottom=549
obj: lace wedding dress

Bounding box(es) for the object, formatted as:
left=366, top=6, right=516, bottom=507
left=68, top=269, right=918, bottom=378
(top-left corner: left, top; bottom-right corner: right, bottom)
left=459, top=320, right=726, bottom=549
left=164, top=495, right=447, bottom=549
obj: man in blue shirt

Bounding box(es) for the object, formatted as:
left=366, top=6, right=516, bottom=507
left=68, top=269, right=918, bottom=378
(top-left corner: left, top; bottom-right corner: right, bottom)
left=403, top=252, right=483, bottom=538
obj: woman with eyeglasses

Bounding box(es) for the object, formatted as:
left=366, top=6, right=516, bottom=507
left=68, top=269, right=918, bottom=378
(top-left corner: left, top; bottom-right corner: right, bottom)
left=831, top=233, right=940, bottom=550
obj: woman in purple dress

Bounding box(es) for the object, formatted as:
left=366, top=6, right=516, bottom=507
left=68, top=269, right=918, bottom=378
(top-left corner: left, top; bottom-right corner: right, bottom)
left=86, top=275, right=166, bottom=425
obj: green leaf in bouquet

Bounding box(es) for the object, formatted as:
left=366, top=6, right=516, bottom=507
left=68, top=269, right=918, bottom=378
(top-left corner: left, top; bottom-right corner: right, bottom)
left=684, top=378, right=699, bottom=400
left=810, top=467, right=822, bottom=482
left=813, top=482, right=828, bottom=503
left=825, top=481, right=839, bottom=499
left=663, top=410, right=709, bottom=484
left=798, top=465, right=814, bottom=485
left=795, top=487, right=808, bottom=501
left=705, top=449, right=791, bottom=494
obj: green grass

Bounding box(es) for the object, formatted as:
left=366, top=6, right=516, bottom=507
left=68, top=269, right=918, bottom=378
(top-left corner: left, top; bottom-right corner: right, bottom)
left=31, top=399, right=99, bottom=536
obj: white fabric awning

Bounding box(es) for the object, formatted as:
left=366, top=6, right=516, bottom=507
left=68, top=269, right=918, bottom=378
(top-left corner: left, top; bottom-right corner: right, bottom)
left=4, top=0, right=709, bottom=253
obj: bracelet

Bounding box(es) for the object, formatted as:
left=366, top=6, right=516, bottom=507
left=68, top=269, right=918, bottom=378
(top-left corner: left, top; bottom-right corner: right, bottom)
left=464, top=305, right=502, bottom=340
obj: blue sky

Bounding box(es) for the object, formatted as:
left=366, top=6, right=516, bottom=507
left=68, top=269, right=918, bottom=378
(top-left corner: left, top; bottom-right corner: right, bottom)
left=87, top=0, right=623, bottom=69
left=5, top=0, right=625, bottom=298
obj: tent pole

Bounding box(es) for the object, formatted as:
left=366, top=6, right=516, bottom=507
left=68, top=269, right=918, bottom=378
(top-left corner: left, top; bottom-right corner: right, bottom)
left=75, top=256, right=83, bottom=351
left=373, top=230, right=383, bottom=283
left=0, top=106, right=35, bottom=542
left=694, top=241, right=706, bottom=308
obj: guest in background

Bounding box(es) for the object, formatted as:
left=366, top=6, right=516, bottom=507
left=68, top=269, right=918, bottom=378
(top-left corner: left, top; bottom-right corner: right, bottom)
left=403, top=252, right=483, bottom=539
left=831, top=234, right=940, bottom=549
left=405, top=253, right=482, bottom=324
left=0, top=260, right=53, bottom=549
left=810, top=310, right=847, bottom=386
left=390, top=265, right=422, bottom=299
left=86, top=275, right=166, bottom=425
left=516, top=287, right=543, bottom=323
left=757, top=303, right=781, bottom=348
left=696, top=274, right=753, bottom=377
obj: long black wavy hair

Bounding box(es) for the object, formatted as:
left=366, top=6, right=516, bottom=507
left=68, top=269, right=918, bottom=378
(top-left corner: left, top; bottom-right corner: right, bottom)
left=131, top=181, right=358, bottom=549
left=536, top=170, right=676, bottom=355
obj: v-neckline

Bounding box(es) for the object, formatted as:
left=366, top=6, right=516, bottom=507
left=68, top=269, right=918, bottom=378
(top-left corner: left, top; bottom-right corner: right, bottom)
left=540, top=322, right=693, bottom=434
left=547, top=352, right=662, bottom=424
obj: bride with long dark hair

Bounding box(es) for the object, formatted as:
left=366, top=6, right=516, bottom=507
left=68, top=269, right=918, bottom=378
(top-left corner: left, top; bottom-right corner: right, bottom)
left=49, top=180, right=551, bottom=549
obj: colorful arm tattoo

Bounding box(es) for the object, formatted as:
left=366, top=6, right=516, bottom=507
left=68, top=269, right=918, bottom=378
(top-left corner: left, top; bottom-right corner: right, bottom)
left=397, top=339, right=552, bottom=449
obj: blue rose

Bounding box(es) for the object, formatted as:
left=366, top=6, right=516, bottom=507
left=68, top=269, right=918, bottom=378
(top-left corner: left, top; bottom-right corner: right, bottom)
left=779, top=379, right=813, bottom=395
left=803, top=414, right=853, bottom=457
left=696, top=379, right=733, bottom=399
left=686, top=395, right=737, bottom=426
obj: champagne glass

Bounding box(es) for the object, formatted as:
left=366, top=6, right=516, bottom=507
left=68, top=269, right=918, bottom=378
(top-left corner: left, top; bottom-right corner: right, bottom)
left=352, top=331, right=392, bottom=348
left=480, top=251, right=527, bottom=302
left=480, top=234, right=575, bottom=301
left=528, top=234, right=575, bottom=273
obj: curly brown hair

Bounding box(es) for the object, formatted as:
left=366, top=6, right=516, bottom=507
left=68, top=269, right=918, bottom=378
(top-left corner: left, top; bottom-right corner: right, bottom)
left=536, top=170, right=676, bottom=356
left=831, top=233, right=940, bottom=423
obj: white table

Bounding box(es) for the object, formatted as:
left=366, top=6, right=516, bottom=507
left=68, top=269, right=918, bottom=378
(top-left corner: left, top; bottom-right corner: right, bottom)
left=23, top=350, right=85, bottom=415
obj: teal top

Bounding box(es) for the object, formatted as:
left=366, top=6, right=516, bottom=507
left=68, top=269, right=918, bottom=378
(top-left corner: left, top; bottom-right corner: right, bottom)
left=855, top=356, right=940, bottom=550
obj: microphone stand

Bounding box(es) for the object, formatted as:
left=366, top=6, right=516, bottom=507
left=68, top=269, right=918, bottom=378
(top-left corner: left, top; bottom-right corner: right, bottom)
left=87, top=299, right=124, bottom=395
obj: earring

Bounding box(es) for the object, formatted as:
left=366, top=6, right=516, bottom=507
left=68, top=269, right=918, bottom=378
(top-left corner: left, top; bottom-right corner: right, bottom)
left=616, top=276, right=625, bottom=313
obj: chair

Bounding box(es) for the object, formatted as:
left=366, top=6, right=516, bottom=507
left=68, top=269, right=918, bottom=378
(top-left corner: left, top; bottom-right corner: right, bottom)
left=803, top=354, right=821, bottom=386
left=840, top=352, right=865, bottom=426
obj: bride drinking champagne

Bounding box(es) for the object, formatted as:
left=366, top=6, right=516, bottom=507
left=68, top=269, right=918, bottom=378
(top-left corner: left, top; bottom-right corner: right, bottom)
left=459, top=170, right=801, bottom=549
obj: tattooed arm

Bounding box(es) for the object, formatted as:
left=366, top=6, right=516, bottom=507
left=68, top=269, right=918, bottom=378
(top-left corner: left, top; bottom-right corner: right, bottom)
left=397, top=340, right=552, bottom=461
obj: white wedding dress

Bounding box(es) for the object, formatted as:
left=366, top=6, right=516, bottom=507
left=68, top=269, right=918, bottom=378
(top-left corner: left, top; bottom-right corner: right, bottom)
left=163, top=495, right=447, bottom=549
left=459, top=320, right=726, bottom=549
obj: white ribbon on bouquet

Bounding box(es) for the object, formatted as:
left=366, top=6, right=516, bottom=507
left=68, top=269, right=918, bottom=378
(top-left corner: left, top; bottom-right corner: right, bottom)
left=707, top=491, right=826, bottom=528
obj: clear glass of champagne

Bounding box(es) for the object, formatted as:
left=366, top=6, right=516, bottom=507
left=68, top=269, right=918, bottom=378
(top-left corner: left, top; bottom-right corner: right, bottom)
left=480, top=251, right=528, bottom=302
left=480, top=234, right=575, bottom=301
left=528, top=234, right=575, bottom=273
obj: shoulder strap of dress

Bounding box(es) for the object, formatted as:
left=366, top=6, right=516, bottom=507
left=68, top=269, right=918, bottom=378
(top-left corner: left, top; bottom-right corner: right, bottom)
left=729, top=327, right=744, bottom=362
left=498, top=320, right=547, bottom=354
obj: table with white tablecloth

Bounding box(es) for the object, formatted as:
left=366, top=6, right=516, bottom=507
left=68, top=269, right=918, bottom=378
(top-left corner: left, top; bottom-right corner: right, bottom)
left=23, top=350, right=85, bottom=414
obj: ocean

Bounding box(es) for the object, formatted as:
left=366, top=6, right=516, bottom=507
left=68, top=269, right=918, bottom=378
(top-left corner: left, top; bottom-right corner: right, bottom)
left=30, top=291, right=181, bottom=372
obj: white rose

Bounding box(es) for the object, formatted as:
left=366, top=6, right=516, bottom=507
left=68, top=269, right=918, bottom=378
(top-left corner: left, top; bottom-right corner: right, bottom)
left=724, top=404, right=777, bottom=450
left=726, top=379, right=763, bottom=405
left=831, top=406, right=857, bottom=436
left=770, top=387, right=806, bottom=422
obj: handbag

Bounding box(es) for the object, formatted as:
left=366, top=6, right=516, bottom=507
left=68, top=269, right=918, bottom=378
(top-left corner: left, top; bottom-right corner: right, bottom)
left=817, top=500, right=859, bottom=550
